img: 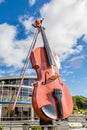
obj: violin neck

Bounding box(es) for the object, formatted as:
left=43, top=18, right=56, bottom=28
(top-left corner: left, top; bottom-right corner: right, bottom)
left=41, top=27, right=56, bottom=66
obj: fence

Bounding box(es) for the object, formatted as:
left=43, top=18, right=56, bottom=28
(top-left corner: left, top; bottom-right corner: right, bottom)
left=0, top=114, right=87, bottom=130
left=0, top=123, right=87, bottom=130
left=0, top=124, right=59, bottom=130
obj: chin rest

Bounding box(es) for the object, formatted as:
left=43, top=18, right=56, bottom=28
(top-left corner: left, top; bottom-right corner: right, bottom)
left=41, top=104, right=57, bottom=119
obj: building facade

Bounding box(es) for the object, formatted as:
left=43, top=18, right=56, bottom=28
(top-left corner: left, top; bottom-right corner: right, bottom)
left=0, top=76, right=38, bottom=121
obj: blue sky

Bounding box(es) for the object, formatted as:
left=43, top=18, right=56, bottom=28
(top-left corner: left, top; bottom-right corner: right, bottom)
left=0, top=0, right=87, bottom=97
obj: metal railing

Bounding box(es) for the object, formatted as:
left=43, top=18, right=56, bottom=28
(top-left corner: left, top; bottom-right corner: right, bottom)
left=0, top=115, right=87, bottom=130
left=0, top=124, right=59, bottom=130
left=0, top=122, right=87, bottom=130
left=0, top=116, right=39, bottom=122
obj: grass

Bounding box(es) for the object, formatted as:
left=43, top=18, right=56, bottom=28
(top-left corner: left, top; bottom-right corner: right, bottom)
left=79, top=109, right=87, bottom=114
left=73, top=109, right=87, bottom=114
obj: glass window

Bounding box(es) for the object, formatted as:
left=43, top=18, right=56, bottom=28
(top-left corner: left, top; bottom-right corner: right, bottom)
left=16, top=80, right=20, bottom=85
left=22, top=88, right=29, bottom=96
left=23, top=79, right=28, bottom=85
left=0, top=87, right=2, bottom=101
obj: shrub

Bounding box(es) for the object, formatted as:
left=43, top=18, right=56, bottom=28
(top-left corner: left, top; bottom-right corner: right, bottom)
left=31, top=125, right=42, bottom=130
left=23, top=123, right=28, bottom=130
left=0, top=126, right=4, bottom=130
left=85, top=112, right=87, bottom=115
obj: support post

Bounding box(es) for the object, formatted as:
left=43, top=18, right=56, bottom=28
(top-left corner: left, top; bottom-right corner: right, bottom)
left=40, top=119, right=53, bottom=130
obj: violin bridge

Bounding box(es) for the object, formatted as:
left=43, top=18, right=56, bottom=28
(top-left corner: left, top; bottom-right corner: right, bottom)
left=49, top=65, right=60, bottom=80
left=49, top=74, right=60, bottom=80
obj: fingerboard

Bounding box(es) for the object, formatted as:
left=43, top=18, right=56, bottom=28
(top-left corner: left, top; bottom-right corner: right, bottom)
left=41, top=27, right=56, bottom=66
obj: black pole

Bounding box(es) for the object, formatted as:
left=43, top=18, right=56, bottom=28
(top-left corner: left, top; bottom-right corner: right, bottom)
left=40, top=118, right=53, bottom=130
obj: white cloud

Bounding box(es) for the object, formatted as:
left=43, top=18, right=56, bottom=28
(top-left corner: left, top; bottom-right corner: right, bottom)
left=69, top=55, right=85, bottom=68
left=0, top=70, right=6, bottom=76
left=18, top=0, right=87, bottom=62
left=29, top=0, right=35, bottom=6
left=83, top=34, right=87, bottom=42
left=40, top=0, right=87, bottom=60
left=0, top=68, right=19, bottom=77
left=26, top=68, right=36, bottom=75
left=18, top=15, right=34, bottom=34
left=84, top=76, right=87, bottom=80
left=62, top=70, right=73, bottom=75
left=1, top=0, right=87, bottom=74
left=0, top=0, right=4, bottom=4
left=0, top=23, right=33, bottom=68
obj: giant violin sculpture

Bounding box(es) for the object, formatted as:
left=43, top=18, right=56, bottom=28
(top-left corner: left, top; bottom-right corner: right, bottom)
left=30, top=19, right=73, bottom=121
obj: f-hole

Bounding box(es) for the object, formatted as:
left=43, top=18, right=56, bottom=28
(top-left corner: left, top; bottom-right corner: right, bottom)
left=42, top=71, right=49, bottom=85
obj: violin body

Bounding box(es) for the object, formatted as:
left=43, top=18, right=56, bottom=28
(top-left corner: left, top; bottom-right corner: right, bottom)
left=30, top=47, right=73, bottom=121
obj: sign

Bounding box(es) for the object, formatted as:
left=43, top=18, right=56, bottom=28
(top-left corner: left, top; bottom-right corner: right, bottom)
left=69, top=128, right=87, bottom=130
left=68, top=122, right=83, bottom=128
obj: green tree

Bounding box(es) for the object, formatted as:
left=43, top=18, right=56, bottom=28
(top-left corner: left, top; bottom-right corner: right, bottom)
left=76, top=96, right=86, bottom=109
left=72, top=96, right=86, bottom=110
left=72, top=96, right=78, bottom=111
